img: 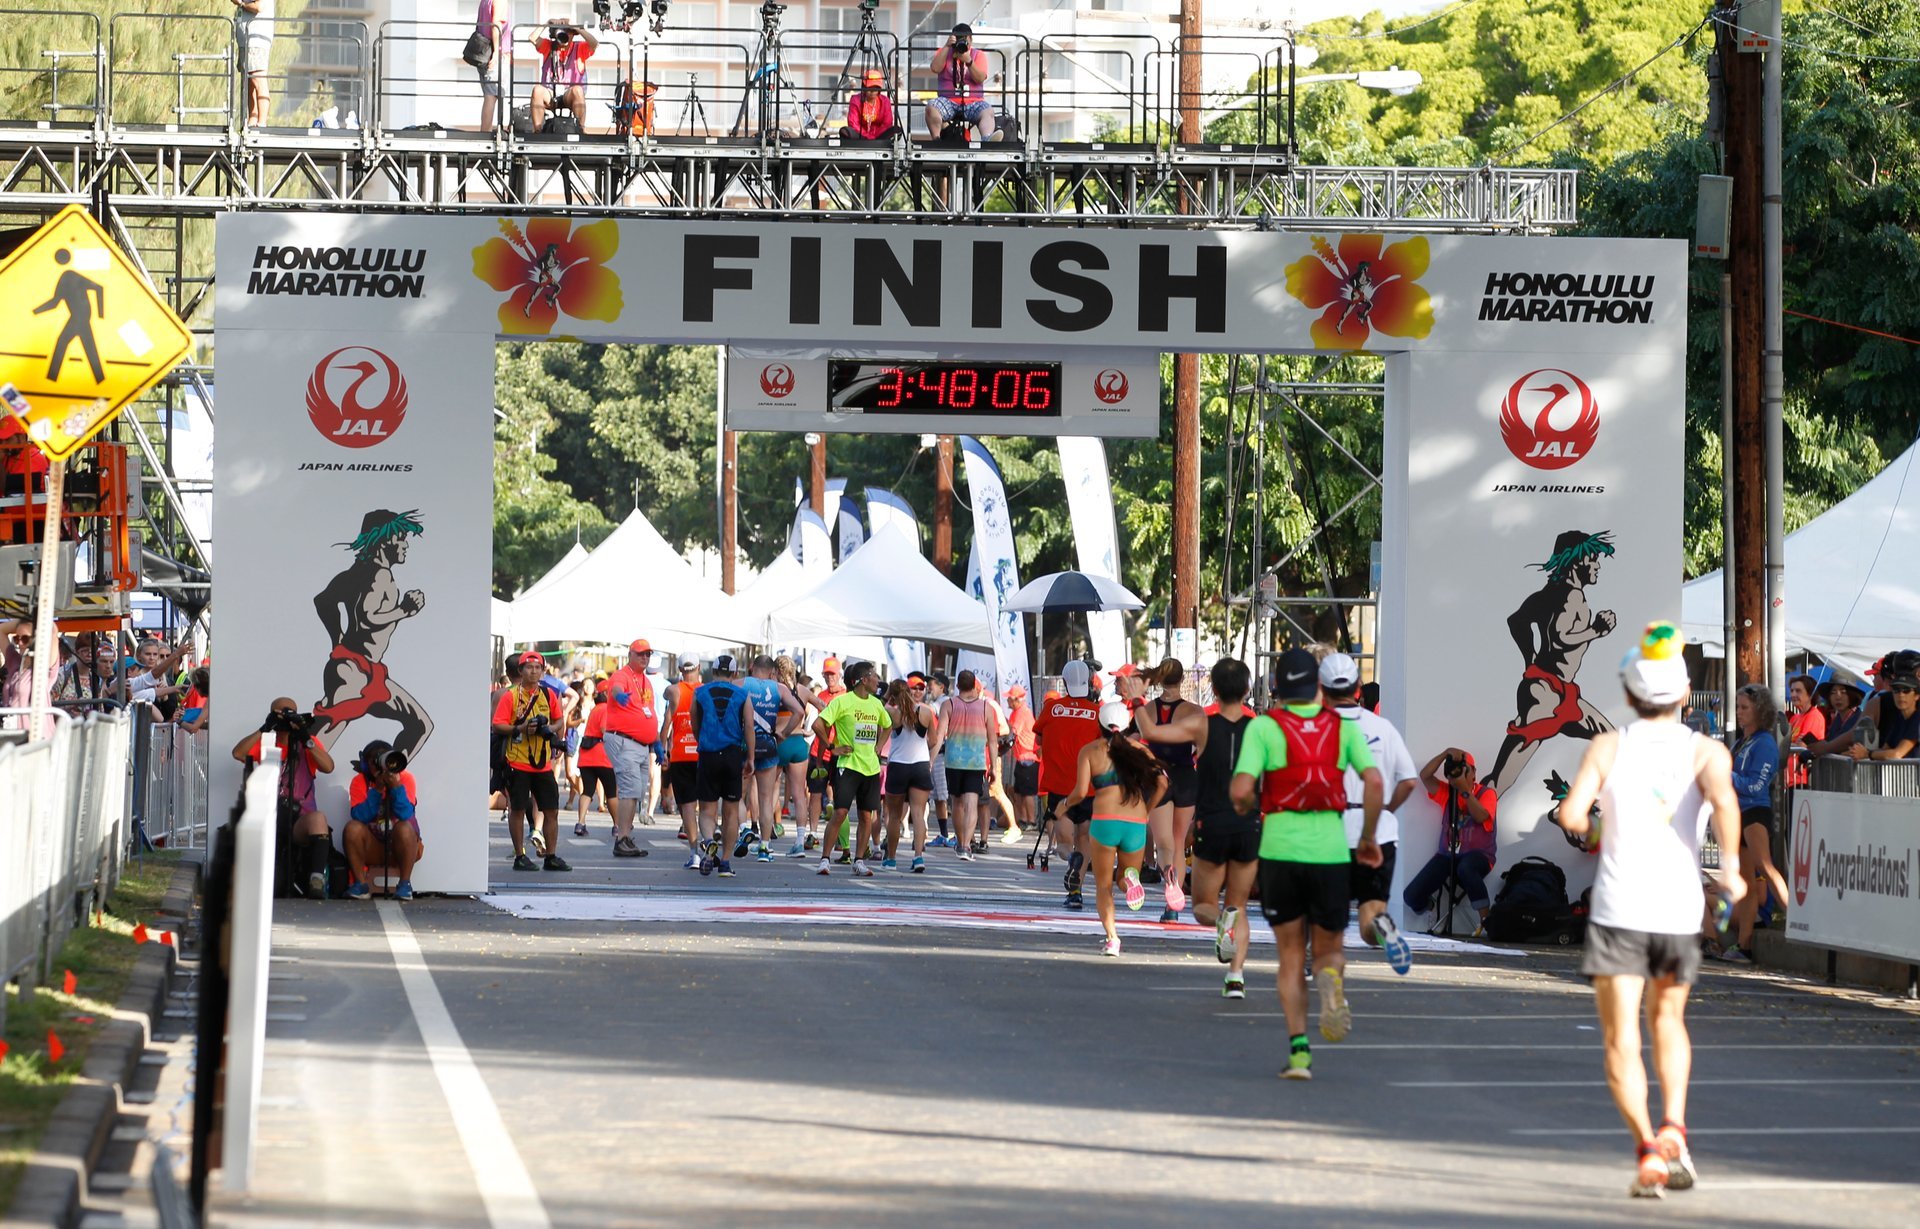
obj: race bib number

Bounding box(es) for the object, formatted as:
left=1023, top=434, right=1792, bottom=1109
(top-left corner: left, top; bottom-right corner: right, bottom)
left=854, top=719, right=880, bottom=747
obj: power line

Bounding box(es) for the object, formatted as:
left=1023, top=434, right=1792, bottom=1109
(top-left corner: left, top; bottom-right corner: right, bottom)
left=1495, top=13, right=1711, bottom=164
left=1719, top=17, right=1920, bottom=65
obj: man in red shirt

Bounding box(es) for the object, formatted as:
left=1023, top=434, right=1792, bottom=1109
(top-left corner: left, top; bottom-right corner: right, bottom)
left=492, top=651, right=571, bottom=872
left=1033, top=659, right=1101, bottom=910
left=600, top=638, right=660, bottom=858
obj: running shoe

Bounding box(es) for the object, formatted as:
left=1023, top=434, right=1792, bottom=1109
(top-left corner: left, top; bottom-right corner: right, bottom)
left=1375, top=913, right=1413, bottom=976
left=683, top=852, right=701, bottom=870
left=1164, top=877, right=1187, bottom=913
left=1064, top=889, right=1084, bottom=911
left=958, top=849, right=974, bottom=862
left=346, top=882, right=370, bottom=899
left=1215, top=907, right=1240, bottom=964
left=699, top=842, right=716, bottom=876
left=1000, top=827, right=1024, bottom=845
left=574, top=822, right=589, bottom=838
left=853, top=860, right=875, bottom=878
left=835, top=850, right=853, bottom=864
left=757, top=847, right=774, bottom=863
left=733, top=833, right=753, bottom=859
left=542, top=854, right=573, bottom=872
left=1101, top=935, right=1122, bottom=957
left=911, top=856, right=925, bottom=873
left=1223, top=972, right=1245, bottom=1000
left=882, top=858, right=897, bottom=870
left=817, top=857, right=831, bottom=876
left=512, top=853, right=539, bottom=872
left=1316, top=967, right=1352, bottom=1042
left=1282, top=1041, right=1312, bottom=1080
left=785, top=842, right=808, bottom=858
left=1630, top=1144, right=1669, bottom=1199
left=805, top=833, right=819, bottom=850
left=1158, top=907, right=1180, bottom=923
left=613, top=835, right=648, bottom=858
left=1713, top=945, right=1753, bottom=964
left=1656, top=1122, right=1696, bottom=1191
left=1121, top=867, right=1146, bottom=911
left=529, top=829, right=548, bottom=856
left=306, top=870, right=327, bottom=900
left=716, top=860, right=736, bottom=878
left=1063, top=851, right=1085, bottom=895
left=395, top=880, right=414, bottom=901
left=772, top=823, right=784, bottom=840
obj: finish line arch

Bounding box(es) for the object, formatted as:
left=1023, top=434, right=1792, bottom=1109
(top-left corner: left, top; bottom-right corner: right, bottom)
left=210, top=215, right=1685, bottom=895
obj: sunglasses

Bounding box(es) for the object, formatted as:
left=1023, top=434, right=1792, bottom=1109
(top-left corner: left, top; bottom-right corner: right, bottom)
left=1893, top=683, right=1918, bottom=695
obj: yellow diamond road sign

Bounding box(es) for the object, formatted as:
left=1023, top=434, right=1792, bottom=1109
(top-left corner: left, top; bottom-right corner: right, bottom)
left=0, top=205, right=192, bottom=461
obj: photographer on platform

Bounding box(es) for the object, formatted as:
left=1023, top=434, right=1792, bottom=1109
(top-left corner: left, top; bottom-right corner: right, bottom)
left=232, top=696, right=336, bottom=899
left=344, top=739, right=422, bottom=900
left=926, top=22, right=995, bottom=141
left=1402, top=747, right=1499, bottom=933
left=492, top=650, right=572, bottom=873
left=530, top=18, right=599, bottom=131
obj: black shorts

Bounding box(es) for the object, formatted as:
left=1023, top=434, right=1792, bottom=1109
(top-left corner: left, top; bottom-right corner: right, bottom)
left=947, top=767, right=987, bottom=797
left=666, top=760, right=699, bottom=804
left=1159, top=763, right=1200, bottom=809
left=1257, top=859, right=1350, bottom=932
left=1740, top=807, right=1775, bottom=845
left=507, top=768, right=560, bottom=815
left=885, top=760, right=933, bottom=797
left=832, top=765, right=882, bottom=814
left=1046, top=792, right=1092, bottom=825
left=807, top=756, right=832, bottom=793
left=580, top=765, right=617, bottom=799
left=696, top=746, right=746, bottom=803
left=1192, top=815, right=1260, bottom=865
left=1013, top=761, right=1040, bottom=797
left=1580, top=922, right=1704, bottom=985
left=1348, top=840, right=1397, bottom=904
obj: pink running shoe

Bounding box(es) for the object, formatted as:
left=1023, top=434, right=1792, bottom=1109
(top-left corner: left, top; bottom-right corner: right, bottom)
left=1122, top=867, right=1146, bottom=911
left=1164, top=877, right=1187, bottom=913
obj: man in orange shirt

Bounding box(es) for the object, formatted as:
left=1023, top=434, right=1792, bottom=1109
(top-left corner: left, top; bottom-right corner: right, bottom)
left=1034, top=659, right=1102, bottom=910
left=491, top=651, right=571, bottom=872
left=601, top=638, right=660, bottom=858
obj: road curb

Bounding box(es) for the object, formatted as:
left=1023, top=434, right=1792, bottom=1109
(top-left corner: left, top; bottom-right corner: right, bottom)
left=1, top=856, right=202, bottom=1229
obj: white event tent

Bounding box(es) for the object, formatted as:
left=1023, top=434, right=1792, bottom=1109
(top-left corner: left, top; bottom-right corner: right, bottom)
left=509, top=508, right=749, bottom=648
left=517, top=540, right=589, bottom=600
left=1683, top=440, right=1920, bottom=677
left=760, top=527, right=995, bottom=652
left=726, top=549, right=890, bottom=660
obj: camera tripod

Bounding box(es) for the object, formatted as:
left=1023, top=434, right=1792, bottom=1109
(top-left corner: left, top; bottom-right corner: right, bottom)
left=672, top=71, right=711, bottom=136
left=831, top=1, right=889, bottom=134
left=729, top=2, right=821, bottom=139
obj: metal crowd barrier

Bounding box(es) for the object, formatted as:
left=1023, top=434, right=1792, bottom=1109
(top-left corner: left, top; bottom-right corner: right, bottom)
left=138, top=715, right=212, bottom=850
left=1806, top=755, right=1920, bottom=799
left=0, top=708, right=130, bottom=1030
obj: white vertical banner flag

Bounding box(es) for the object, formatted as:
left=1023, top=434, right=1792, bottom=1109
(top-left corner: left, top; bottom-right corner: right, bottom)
left=958, top=437, right=1031, bottom=702
left=793, top=507, right=833, bottom=586
left=1056, top=435, right=1130, bottom=669
left=838, top=495, right=866, bottom=562
left=957, top=543, right=999, bottom=694
left=866, top=489, right=924, bottom=674
left=821, top=477, right=847, bottom=530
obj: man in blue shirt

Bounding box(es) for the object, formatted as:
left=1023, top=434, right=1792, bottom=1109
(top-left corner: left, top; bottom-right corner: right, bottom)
left=690, top=654, right=755, bottom=877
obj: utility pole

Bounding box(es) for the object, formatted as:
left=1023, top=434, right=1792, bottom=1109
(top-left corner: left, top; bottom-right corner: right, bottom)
left=1761, top=1, right=1787, bottom=705
left=933, top=434, right=954, bottom=577
left=1720, top=7, right=1767, bottom=688
left=720, top=428, right=737, bottom=594
left=809, top=434, right=826, bottom=518
left=1169, top=0, right=1203, bottom=641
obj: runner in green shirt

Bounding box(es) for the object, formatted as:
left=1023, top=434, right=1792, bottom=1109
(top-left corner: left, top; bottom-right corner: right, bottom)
left=1231, top=648, right=1382, bottom=1080
left=813, top=661, right=892, bottom=877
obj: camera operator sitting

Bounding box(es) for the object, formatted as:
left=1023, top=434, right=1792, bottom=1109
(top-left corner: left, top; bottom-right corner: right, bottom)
left=1402, top=747, right=1500, bottom=934
left=232, top=697, right=337, bottom=899
left=344, top=739, right=422, bottom=900
left=926, top=23, right=996, bottom=141
left=530, top=18, right=599, bottom=132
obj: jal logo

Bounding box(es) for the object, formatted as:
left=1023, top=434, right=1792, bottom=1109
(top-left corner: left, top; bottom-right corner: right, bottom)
left=1792, top=798, right=1813, bottom=906
left=1499, top=368, right=1598, bottom=469
left=760, top=363, right=795, bottom=399
left=305, top=346, right=407, bottom=448
left=1093, top=369, right=1129, bottom=404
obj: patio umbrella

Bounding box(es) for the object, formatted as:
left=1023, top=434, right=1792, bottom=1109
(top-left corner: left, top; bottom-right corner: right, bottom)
left=1003, top=571, right=1144, bottom=614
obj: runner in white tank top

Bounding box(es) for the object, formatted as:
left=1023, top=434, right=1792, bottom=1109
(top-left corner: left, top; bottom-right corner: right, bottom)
left=1556, top=622, right=1744, bottom=1201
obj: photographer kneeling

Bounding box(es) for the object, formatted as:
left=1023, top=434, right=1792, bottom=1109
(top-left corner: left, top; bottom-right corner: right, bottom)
left=344, top=740, right=422, bottom=900
left=232, top=697, right=337, bottom=900
left=1402, top=747, right=1499, bottom=934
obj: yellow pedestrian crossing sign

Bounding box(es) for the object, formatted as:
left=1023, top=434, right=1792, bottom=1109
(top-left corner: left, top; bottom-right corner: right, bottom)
left=0, top=205, right=192, bottom=461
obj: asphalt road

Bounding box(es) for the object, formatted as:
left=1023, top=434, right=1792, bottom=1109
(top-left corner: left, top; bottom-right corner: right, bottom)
left=216, top=812, right=1920, bottom=1229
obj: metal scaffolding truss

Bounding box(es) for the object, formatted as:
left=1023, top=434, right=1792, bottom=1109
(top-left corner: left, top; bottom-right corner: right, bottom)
left=0, top=126, right=1579, bottom=229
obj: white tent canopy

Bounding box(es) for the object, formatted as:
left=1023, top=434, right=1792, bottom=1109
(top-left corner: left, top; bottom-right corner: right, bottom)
left=1684, top=440, right=1920, bottom=677
left=516, top=540, right=589, bottom=601
left=510, top=508, right=750, bottom=648
left=490, top=597, right=512, bottom=639
left=762, top=527, right=995, bottom=652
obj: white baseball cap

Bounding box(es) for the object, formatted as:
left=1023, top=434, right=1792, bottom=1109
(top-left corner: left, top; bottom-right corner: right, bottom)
left=1319, top=652, right=1360, bottom=691
left=1061, top=659, right=1092, bottom=698
left=678, top=653, right=700, bottom=670
left=1097, top=698, right=1131, bottom=731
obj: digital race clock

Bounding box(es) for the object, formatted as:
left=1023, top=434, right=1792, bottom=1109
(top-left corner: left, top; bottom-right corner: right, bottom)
left=827, top=360, right=1062, bottom=417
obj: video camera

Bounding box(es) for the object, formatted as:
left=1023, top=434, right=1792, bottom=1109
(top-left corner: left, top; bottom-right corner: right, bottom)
left=264, top=707, right=323, bottom=741
left=596, top=0, right=667, bottom=32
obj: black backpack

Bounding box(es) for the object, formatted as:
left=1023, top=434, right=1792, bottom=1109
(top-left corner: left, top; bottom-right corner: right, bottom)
left=1484, top=856, right=1585, bottom=945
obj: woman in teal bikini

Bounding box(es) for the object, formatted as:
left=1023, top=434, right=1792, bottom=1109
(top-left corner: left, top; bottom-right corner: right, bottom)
left=1054, top=699, right=1167, bottom=956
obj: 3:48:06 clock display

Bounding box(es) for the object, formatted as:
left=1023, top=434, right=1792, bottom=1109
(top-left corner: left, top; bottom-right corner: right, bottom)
left=828, top=360, right=1062, bottom=416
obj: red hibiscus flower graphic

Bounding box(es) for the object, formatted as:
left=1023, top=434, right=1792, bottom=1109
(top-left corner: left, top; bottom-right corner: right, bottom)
left=1284, top=233, right=1434, bottom=351
left=471, top=218, right=624, bottom=336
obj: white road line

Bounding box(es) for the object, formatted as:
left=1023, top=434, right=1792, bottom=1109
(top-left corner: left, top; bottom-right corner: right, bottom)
left=1708, top=1180, right=1920, bottom=1191
left=1516, top=1126, right=1920, bottom=1136
left=1396, top=1078, right=1920, bottom=1088
left=377, top=901, right=552, bottom=1229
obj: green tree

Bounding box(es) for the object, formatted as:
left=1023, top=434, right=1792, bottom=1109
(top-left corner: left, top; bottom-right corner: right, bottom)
left=492, top=345, right=612, bottom=596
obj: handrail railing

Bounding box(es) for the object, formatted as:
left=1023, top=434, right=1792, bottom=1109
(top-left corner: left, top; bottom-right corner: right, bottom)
left=108, top=11, right=235, bottom=129
left=0, top=9, right=103, bottom=128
